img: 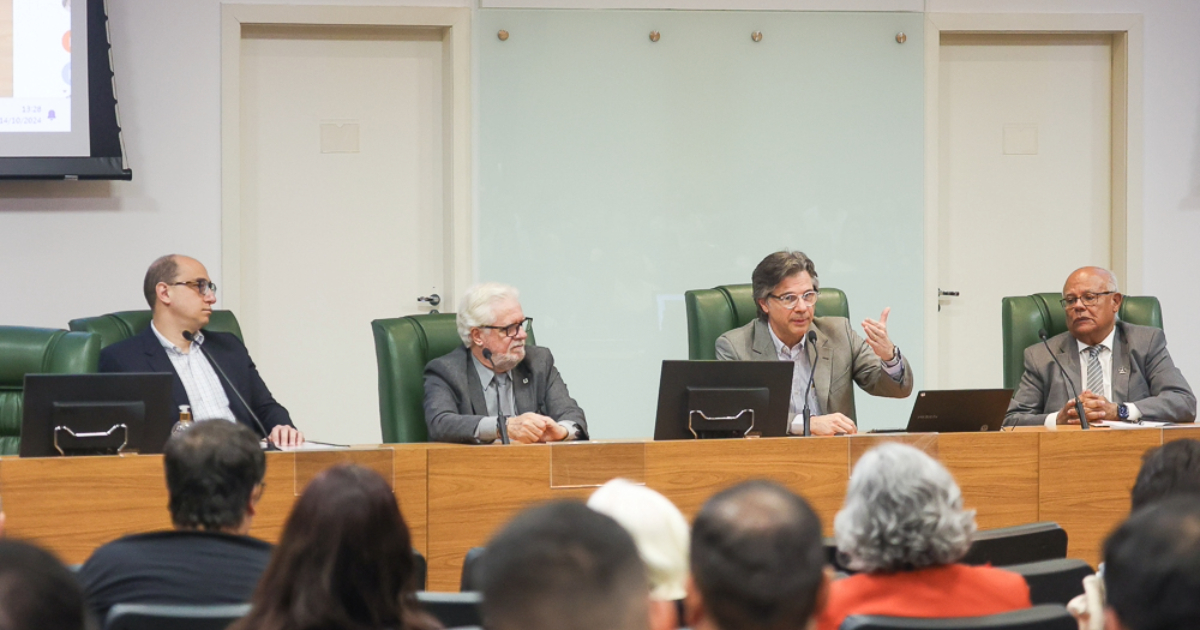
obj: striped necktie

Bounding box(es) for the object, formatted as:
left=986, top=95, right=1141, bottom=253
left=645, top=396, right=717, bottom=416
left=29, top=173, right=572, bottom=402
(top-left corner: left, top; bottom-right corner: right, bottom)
left=1085, top=345, right=1105, bottom=396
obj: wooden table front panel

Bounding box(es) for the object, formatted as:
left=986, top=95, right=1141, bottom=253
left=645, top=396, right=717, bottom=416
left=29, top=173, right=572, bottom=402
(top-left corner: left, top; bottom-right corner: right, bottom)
left=1038, top=429, right=1163, bottom=564
left=643, top=437, right=848, bottom=531
left=938, top=432, right=1040, bottom=530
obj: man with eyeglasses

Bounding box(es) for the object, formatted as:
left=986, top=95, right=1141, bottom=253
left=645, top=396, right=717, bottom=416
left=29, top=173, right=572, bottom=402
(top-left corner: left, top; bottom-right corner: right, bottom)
left=99, top=255, right=304, bottom=447
left=715, top=251, right=912, bottom=436
left=1005, top=266, right=1195, bottom=426
left=423, top=282, right=588, bottom=443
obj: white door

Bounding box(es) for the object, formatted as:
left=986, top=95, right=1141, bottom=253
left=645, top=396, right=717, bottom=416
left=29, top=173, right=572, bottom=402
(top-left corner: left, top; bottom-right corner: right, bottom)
left=238, top=25, right=445, bottom=444
left=937, top=34, right=1113, bottom=389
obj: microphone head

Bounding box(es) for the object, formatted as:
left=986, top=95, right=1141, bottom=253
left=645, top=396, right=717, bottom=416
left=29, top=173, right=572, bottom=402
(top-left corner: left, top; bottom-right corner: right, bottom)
left=482, top=348, right=492, bottom=360
left=806, top=330, right=818, bottom=343
left=182, top=330, right=195, bottom=342
left=1038, top=329, right=1049, bottom=341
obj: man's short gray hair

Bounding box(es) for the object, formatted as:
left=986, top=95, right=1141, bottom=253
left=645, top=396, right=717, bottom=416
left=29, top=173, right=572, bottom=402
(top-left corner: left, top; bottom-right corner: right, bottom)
left=834, top=443, right=976, bottom=573
left=457, top=283, right=520, bottom=346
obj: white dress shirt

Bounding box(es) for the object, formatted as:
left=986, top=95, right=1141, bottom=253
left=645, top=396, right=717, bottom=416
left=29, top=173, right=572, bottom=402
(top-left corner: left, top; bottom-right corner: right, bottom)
left=766, top=325, right=903, bottom=435
left=151, top=323, right=235, bottom=423
left=1044, top=327, right=1142, bottom=426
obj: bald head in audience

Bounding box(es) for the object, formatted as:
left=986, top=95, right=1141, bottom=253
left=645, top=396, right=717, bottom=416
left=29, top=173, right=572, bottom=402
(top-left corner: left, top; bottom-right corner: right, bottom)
left=480, top=501, right=674, bottom=630
left=686, top=480, right=827, bottom=630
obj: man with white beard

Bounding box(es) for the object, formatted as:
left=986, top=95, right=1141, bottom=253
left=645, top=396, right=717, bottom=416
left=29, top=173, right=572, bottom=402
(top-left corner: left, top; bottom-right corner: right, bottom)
left=423, top=283, right=588, bottom=444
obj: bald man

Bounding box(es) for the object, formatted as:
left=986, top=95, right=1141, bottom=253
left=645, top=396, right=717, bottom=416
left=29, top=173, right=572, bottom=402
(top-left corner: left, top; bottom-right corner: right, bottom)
left=1005, top=267, right=1196, bottom=427
left=99, top=255, right=304, bottom=447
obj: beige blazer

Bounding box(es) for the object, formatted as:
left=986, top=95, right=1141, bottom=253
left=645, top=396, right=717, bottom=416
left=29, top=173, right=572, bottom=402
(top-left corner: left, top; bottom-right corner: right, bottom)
left=714, top=317, right=913, bottom=421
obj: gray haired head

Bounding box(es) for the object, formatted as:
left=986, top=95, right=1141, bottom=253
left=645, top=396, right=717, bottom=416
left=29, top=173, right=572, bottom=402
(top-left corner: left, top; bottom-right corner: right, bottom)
left=834, top=443, right=976, bottom=573
left=456, top=283, right=520, bottom=346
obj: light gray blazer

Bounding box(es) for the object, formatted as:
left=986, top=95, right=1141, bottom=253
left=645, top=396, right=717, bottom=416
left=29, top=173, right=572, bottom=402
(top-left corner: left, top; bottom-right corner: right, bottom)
left=423, top=345, right=588, bottom=443
left=1005, top=321, right=1196, bottom=426
left=714, top=317, right=913, bottom=421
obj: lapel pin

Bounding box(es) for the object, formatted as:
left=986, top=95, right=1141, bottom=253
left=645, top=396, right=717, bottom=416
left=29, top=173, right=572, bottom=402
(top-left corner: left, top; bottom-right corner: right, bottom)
left=1119, top=367, right=1128, bottom=374
left=523, top=378, right=529, bottom=384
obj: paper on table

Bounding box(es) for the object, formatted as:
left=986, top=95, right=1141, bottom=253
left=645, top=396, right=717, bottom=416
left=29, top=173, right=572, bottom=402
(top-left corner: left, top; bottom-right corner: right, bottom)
left=1094, top=420, right=1171, bottom=429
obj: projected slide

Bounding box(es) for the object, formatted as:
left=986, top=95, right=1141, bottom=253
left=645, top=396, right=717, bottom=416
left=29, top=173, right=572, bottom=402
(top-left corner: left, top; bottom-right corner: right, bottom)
left=0, top=0, right=72, bottom=132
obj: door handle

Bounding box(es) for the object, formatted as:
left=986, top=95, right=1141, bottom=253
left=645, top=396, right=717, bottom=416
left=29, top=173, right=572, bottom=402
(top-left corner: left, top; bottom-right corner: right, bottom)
left=418, top=294, right=441, bottom=313
left=937, top=289, right=959, bottom=312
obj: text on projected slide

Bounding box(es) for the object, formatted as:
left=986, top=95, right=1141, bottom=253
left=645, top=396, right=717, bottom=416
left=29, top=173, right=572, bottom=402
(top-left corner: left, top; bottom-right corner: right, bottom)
left=0, top=0, right=71, bottom=132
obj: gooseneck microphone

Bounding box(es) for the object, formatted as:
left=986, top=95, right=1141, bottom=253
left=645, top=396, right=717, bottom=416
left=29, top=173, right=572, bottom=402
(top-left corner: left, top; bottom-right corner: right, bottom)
left=182, top=331, right=281, bottom=448
left=1039, top=329, right=1090, bottom=430
left=801, top=330, right=819, bottom=437
left=481, top=348, right=511, bottom=445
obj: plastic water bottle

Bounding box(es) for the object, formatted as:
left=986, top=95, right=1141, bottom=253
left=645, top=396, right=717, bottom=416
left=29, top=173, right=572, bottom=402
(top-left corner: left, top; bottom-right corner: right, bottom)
left=171, top=405, right=194, bottom=436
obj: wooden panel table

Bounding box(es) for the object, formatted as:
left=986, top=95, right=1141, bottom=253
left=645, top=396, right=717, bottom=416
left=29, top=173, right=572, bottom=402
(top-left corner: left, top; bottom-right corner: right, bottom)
left=0, top=427, right=1184, bottom=590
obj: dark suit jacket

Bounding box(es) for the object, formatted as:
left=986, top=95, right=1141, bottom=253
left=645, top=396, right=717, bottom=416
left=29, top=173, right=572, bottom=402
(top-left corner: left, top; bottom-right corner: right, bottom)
left=423, top=345, right=588, bottom=443
left=98, top=327, right=295, bottom=436
left=714, top=317, right=913, bottom=421
left=1005, top=321, right=1196, bottom=426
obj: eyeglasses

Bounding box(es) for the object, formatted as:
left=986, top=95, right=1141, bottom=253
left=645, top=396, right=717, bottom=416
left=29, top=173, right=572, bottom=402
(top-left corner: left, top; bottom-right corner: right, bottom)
left=768, top=290, right=820, bottom=309
left=1060, top=291, right=1115, bottom=308
left=480, top=317, right=532, bottom=338
left=172, top=280, right=218, bottom=297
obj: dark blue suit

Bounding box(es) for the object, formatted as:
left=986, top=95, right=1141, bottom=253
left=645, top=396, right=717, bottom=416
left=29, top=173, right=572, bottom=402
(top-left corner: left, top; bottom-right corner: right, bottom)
left=99, top=327, right=294, bottom=436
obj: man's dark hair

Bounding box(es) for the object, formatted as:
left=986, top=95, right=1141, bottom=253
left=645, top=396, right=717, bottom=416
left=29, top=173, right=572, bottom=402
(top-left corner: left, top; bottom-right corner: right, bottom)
left=1131, top=439, right=1200, bottom=511
left=1105, top=496, right=1200, bottom=630
left=691, top=480, right=825, bottom=630
left=480, top=501, right=649, bottom=630
left=0, top=540, right=92, bottom=630
left=143, top=254, right=180, bottom=309
left=164, top=420, right=266, bottom=531
left=751, top=251, right=820, bottom=321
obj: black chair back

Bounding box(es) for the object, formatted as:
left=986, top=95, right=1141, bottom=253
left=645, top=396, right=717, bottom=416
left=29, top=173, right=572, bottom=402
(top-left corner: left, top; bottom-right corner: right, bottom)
left=460, top=546, right=486, bottom=591
left=840, top=604, right=1076, bottom=630
left=1003, top=558, right=1093, bottom=606
left=105, top=603, right=250, bottom=630
left=960, top=523, right=1067, bottom=567
left=416, top=591, right=483, bottom=628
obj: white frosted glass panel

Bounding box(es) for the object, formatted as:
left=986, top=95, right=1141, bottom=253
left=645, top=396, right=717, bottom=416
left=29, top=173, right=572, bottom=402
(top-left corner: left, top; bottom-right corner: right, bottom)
left=478, top=10, right=925, bottom=438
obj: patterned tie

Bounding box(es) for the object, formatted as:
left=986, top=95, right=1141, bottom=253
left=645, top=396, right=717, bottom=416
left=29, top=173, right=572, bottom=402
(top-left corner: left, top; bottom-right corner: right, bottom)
left=1085, top=345, right=1105, bottom=397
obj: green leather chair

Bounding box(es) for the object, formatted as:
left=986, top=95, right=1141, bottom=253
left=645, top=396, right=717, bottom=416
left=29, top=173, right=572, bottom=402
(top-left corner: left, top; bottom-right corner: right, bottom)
left=684, top=284, right=850, bottom=360
left=1001, top=293, right=1163, bottom=389
left=0, top=326, right=101, bottom=455
left=371, top=313, right=537, bottom=443
left=68, top=310, right=243, bottom=348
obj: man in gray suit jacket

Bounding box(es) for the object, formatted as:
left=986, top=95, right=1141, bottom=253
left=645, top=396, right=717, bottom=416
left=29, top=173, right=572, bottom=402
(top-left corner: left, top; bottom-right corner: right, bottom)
left=716, top=251, right=913, bottom=435
left=1006, top=267, right=1195, bottom=427
left=423, top=283, right=588, bottom=444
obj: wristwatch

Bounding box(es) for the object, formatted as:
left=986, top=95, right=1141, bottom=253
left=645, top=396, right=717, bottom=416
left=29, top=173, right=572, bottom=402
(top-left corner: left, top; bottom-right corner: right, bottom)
left=1117, top=403, right=1130, bottom=421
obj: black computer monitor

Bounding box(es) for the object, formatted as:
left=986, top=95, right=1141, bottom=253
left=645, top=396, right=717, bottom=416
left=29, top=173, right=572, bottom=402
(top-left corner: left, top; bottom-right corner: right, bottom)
left=653, top=360, right=794, bottom=440
left=21, top=373, right=175, bottom=457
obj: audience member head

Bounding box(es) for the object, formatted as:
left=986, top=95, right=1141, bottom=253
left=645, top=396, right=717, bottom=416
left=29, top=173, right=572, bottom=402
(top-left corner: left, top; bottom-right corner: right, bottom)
left=1131, top=439, right=1200, bottom=511
left=481, top=500, right=659, bottom=630
left=143, top=254, right=217, bottom=333
left=834, top=443, right=974, bottom=573
left=163, top=419, right=265, bottom=534
left=233, top=465, right=436, bottom=630
left=0, top=540, right=92, bottom=630
left=688, top=480, right=826, bottom=630
left=1104, top=496, right=1200, bottom=630
left=588, top=478, right=690, bottom=600
left=456, top=282, right=528, bottom=373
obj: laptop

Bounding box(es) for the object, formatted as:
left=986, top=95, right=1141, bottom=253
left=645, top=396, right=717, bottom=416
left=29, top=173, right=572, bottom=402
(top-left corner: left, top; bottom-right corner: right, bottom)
left=875, top=389, right=1014, bottom=433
